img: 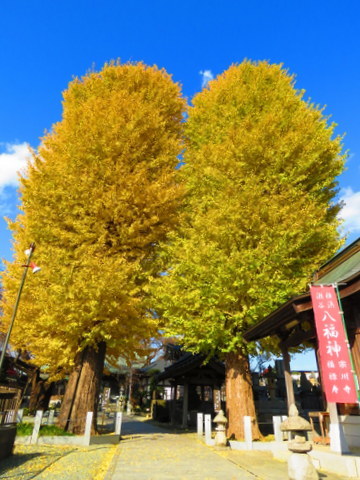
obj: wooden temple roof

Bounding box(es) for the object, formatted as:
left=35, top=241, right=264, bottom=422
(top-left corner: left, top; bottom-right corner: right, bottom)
left=157, top=352, right=225, bottom=382
left=244, top=237, right=360, bottom=345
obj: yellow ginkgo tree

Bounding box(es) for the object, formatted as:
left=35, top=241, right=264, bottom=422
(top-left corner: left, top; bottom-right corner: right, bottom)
left=152, top=61, right=345, bottom=440
left=1, top=61, right=185, bottom=433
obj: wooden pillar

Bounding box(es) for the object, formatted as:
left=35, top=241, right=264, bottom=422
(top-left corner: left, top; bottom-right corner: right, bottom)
left=351, top=329, right=360, bottom=387
left=170, top=384, right=177, bottom=425
left=350, top=305, right=360, bottom=383
left=280, top=345, right=295, bottom=410
left=313, top=340, right=327, bottom=411
left=182, top=381, right=189, bottom=428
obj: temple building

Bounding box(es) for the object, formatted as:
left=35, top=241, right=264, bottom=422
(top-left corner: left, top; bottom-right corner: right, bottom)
left=243, top=237, right=360, bottom=449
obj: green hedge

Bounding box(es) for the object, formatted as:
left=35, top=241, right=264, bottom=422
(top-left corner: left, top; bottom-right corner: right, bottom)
left=17, top=423, right=73, bottom=436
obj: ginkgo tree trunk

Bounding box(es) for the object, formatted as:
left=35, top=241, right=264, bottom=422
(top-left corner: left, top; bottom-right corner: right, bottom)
left=152, top=61, right=345, bottom=440
left=1, top=62, right=185, bottom=434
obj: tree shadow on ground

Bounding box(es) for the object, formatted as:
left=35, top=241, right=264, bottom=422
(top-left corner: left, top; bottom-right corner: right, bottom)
left=318, top=473, right=341, bottom=479
left=121, top=417, right=196, bottom=436
left=96, top=413, right=197, bottom=436
left=0, top=448, right=76, bottom=480
left=0, top=453, right=41, bottom=475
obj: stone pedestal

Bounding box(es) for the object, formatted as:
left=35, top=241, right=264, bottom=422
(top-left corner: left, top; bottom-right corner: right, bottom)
left=281, top=404, right=319, bottom=480
left=288, top=452, right=318, bottom=480
left=213, top=410, right=228, bottom=447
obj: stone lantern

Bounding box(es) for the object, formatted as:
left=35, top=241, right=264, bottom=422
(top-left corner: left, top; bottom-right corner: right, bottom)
left=213, top=410, right=228, bottom=447
left=280, top=404, right=319, bottom=480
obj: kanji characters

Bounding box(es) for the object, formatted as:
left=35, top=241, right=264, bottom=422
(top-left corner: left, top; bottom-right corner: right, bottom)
left=311, top=285, right=358, bottom=403
left=323, top=324, right=339, bottom=339
left=326, top=340, right=341, bottom=357
left=321, top=311, right=337, bottom=322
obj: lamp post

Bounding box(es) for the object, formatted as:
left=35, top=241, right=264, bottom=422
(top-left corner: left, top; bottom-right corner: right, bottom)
left=0, top=243, right=40, bottom=376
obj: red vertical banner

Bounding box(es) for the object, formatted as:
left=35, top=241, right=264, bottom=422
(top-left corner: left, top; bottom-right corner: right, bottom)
left=310, top=285, right=358, bottom=404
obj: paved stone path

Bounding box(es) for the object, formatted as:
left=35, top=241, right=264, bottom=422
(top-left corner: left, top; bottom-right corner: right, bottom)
left=105, top=416, right=281, bottom=480
left=105, top=415, right=345, bottom=480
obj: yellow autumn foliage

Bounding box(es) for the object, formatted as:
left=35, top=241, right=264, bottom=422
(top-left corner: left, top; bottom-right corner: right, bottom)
left=1, top=61, right=185, bottom=377
left=153, top=61, right=346, bottom=357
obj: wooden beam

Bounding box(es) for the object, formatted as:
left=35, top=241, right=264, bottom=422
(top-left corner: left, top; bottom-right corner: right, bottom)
left=293, top=300, right=312, bottom=314
left=294, top=278, right=360, bottom=314
left=340, top=278, right=360, bottom=299
left=279, top=327, right=316, bottom=349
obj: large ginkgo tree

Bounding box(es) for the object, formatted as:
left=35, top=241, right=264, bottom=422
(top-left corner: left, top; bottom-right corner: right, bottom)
left=152, top=61, right=345, bottom=439
left=1, top=62, right=185, bottom=433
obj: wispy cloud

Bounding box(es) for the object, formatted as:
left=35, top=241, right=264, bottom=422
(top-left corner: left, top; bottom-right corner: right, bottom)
left=0, top=142, right=32, bottom=216
left=199, top=70, right=214, bottom=88
left=0, top=143, right=32, bottom=193
left=339, top=187, right=360, bottom=233
left=0, top=189, right=15, bottom=216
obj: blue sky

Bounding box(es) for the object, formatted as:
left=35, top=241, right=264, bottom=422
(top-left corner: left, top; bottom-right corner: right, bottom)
left=1, top=1, right=359, bottom=370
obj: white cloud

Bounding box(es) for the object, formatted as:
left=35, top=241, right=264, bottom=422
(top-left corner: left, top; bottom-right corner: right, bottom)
left=0, top=143, right=32, bottom=193
left=0, top=189, right=14, bottom=216
left=339, top=187, right=360, bottom=232
left=199, top=69, right=214, bottom=88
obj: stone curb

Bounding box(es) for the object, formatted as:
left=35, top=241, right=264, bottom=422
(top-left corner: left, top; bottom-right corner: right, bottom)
left=103, top=443, right=122, bottom=480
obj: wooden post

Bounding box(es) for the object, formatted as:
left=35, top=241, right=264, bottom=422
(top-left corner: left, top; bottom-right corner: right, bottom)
left=31, top=410, right=43, bottom=444
left=182, top=381, right=189, bottom=428
left=170, top=384, right=177, bottom=425
left=280, top=345, right=295, bottom=410
left=350, top=310, right=360, bottom=389
left=312, top=338, right=327, bottom=411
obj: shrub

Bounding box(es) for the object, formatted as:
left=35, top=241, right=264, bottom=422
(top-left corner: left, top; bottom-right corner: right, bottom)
left=16, top=423, right=73, bottom=436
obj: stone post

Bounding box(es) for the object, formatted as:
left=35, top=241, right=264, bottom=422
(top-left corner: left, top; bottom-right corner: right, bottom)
left=244, top=416, right=253, bottom=450
left=83, top=411, right=93, bottom=446
left=48, top=410, right=55, bottom=425
left=204, top=414, right=212, bottom=444
left=273, top=415, right=283, bottom=442
left=197, top=412, right=204, bottom=436
left=16, top=408, right=24, bottom=423
left=328, top=402, right=350, bottom=454
left=31, top=410, right=43, bottom=444
left=115, top=411, right=123, bottom=436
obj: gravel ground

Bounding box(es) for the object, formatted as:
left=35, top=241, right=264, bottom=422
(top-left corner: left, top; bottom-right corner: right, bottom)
left=0, top=444, right=116, bottom=480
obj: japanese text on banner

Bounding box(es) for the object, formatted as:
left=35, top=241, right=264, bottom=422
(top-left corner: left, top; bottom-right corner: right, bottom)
left=310, top=285, right=358, bottom=403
